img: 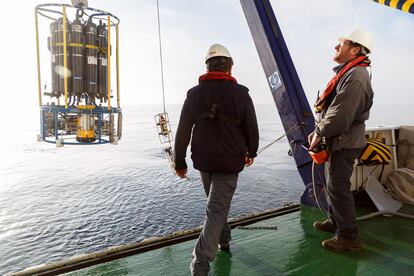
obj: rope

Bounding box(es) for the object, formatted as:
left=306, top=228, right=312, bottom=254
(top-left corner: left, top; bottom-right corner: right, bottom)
left=237, top=225, right=278, bottom=230
left=312, top=162, right=329, bottom=216
left=256, top=123, right=304, bottom=155
left=357, top=211, right=414, bottom=221
left=156, top=0, right=166, bottom=113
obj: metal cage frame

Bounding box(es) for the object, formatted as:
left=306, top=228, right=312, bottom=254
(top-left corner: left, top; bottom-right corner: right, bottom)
left=34, top=3, right=122, bottom=145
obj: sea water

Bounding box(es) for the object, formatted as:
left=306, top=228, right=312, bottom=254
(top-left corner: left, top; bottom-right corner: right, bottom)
left=0, top=103, right=412, bottom=274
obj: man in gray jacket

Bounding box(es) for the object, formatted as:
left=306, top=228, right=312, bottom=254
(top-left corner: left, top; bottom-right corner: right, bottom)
left=308, top=29, right=374, bottom=251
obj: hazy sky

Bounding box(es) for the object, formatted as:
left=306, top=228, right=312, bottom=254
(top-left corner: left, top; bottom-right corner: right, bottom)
left=1, top=0, right=413, bottom=119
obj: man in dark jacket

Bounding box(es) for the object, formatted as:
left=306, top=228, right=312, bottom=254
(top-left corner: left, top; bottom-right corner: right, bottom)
left=174, top=43, right=259, bottom=275
left=309, top=29, right=374, bottom=251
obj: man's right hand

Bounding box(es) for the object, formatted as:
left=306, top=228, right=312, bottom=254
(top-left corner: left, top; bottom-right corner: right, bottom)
left=245, top=157, right=254, bottom=167
left=175, top=168, right=188, bottom=178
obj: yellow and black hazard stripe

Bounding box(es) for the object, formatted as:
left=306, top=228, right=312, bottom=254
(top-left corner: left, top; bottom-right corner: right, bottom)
left=358, top=137, right=392, bottom=164
left=371, top=0, right=414, bottom=15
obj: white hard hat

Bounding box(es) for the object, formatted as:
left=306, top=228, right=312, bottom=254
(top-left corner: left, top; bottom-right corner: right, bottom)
left=339, top=28, right=373, bottom=53
left=205, top=44, right=232, bottom=62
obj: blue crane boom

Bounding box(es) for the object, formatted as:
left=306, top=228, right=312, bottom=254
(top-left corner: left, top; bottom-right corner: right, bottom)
left=240, top=0, right=326, bottom=207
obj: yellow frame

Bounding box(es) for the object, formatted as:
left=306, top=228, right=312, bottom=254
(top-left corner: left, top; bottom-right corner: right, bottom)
left=107, top=15, right=111, bottom=111
left=116, top=24, right=120, bottom=108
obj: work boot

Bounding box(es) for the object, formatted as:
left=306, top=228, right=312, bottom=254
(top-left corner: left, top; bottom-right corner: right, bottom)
left=313, top=219, right=336, bottom=233
left=322, top=235, right=361, bottom=251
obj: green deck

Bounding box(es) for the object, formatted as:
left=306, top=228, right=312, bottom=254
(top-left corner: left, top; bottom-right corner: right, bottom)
left=68, top=205, right=414, bottom=276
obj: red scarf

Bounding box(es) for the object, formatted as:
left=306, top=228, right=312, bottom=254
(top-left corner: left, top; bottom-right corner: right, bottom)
left=199, top=71, right=237, bottom=84
left=315, top=56, right=370, bottom=113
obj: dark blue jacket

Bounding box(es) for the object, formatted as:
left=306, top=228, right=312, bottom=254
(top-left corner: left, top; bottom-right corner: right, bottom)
left=174, top=78, right=259, bottom=173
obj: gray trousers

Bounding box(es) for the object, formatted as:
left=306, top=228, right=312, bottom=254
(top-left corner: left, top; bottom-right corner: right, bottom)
left=326, top=148, right=361, bottom=240
left=190, top=171, right=238, bottom=276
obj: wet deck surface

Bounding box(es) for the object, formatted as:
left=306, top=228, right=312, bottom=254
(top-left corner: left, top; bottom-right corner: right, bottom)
left=68, top=204, right=414, bottom=275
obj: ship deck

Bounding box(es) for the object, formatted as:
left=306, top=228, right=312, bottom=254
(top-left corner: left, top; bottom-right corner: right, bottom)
left=67, top=203, right=414, bottom=276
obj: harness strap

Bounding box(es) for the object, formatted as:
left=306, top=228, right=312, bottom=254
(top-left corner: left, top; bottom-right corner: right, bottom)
left=315, top=56, right=370, bottom=113
left=194, top=81, right=240, bottom=126
left=195, top=111, right=241, bottom=126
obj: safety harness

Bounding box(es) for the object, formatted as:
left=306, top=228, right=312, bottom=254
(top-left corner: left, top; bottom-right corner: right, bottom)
left=315, top=55, right=371, bottom=113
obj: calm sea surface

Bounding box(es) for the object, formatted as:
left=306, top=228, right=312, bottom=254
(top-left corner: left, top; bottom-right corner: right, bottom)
left=0, top=103, right=412, bottom=274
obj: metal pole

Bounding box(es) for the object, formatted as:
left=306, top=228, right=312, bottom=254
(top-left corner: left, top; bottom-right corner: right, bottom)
left=54, top=110, right=59, bottom=141
left=98, top=113, right=102, bottom=142
left=35, top=9, right=42, bottom=106
left=116, top=24, right=120, bottom=108
left=63, top=6, right=68, bottom=109
left=40, top=110, right=45, bottom=140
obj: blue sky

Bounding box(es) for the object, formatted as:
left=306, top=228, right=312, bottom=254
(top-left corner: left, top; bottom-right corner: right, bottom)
left=2, top=0, right=413, bottom=118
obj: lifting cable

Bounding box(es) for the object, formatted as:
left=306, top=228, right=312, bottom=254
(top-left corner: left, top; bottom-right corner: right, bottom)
left=154, top=0, right=175, bottom=173
left=156, top=0, right=166, bottom=114
left=256, top=123, right=305, bottom=155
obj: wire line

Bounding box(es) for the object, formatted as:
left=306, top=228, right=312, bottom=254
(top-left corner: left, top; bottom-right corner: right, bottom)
left=156, top=0, right=166, bottom=113
left=257, top=124, right=304, bottom=155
